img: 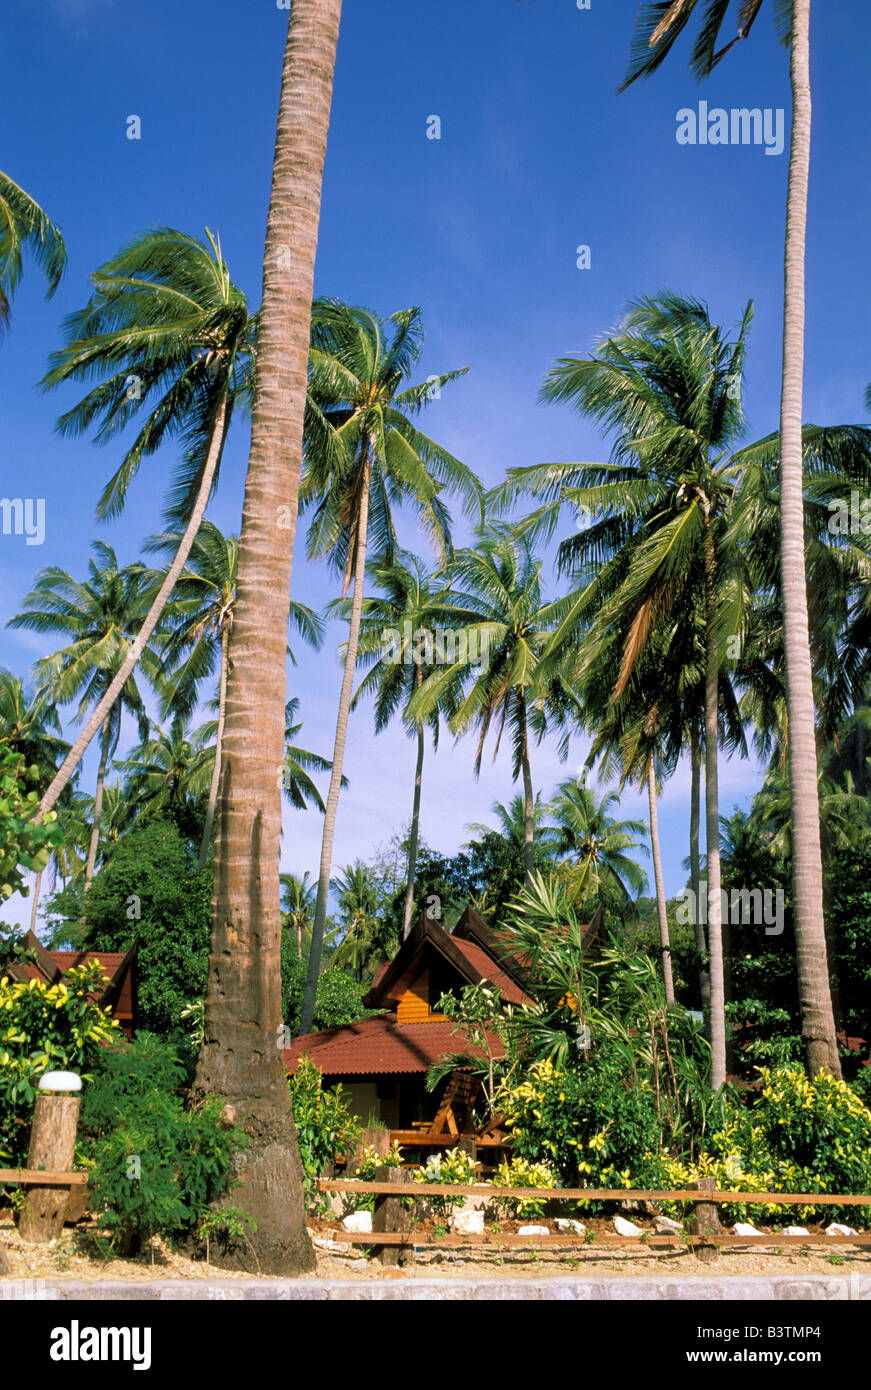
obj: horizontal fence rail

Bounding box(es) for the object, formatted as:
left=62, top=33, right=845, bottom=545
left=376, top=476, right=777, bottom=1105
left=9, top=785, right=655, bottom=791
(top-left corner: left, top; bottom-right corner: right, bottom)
left=0, top=1168, right=87, bottom=1187
left=318, top=1179, right=871, bottom=1205
left=316, top=1177, right=871, bottom=1262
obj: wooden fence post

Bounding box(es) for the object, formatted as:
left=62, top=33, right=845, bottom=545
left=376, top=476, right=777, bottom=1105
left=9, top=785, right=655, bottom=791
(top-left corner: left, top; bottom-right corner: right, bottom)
left=458, top=1134, right=477, bottom=1165
left=19, top=1087, right=81, bottom=1243
left=349, top=1127, right=389, bottom=1175
left=373, top=1166, right=412, bottom=1267
left=689, top=1177, right=721, bottom=1262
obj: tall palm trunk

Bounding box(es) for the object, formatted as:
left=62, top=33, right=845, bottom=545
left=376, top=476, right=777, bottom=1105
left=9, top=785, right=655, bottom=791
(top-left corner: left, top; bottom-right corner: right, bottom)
left=779, top=0, right=840, bottom=1078
left=301, top=448, right=371, bottom=1034
left=517, top=691, right=535, bottom=883
left=40, top=396, right=229, bottom=817
left=689, top=723, right=710, bottom=1015
left=647, top=758, right=674, bottom=1005
left=84, top=717, right=112, bottom=893
left=703, top=514, right=726, bottom=1088
left=198, top=624, right=228, bottom=869
left=29, top=870, right=42, bottom=932
left=402, top=677, right=426, bottom=938
left=192, top=0, right=342, bottom=1276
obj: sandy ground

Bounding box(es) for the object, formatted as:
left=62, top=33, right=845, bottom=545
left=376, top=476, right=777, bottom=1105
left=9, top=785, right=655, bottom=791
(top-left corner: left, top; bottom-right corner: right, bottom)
left=2, top=1208, right=870, bottom=1284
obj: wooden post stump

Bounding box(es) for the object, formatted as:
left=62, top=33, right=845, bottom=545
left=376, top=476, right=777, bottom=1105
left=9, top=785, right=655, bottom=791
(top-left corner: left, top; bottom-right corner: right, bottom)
left=689, top=1177, right=721, bottom=1263
left=18, top=1094, right=81, bottom=1243
left=458, top=1134, right=477, bottom=1164
left=373, top=1166, right=412, bottom=1266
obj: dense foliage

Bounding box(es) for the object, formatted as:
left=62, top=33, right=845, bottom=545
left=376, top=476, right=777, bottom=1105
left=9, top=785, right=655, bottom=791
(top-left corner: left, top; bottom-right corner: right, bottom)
left=50, top=815, right=212, bottom=1043
left=0, top=960, right=119, bottom=1164
left=0, top=749, right=61, bottom=905
left=81, top=1035, right=245, bottom=1254
left=287, top=1054, right=360, bottom=1209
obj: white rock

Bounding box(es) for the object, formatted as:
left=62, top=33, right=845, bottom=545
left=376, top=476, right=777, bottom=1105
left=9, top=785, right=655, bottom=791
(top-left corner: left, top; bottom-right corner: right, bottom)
left=517, top=1225, right=550, bottom=1236
left=613, top=1215, right=642, bottom=1237
left=783, top=1226, right=809, bottom=1237
left=826, top=1223, right=857, bottom=1237
left=313, top=1237, right=354, bottom=1255
left=555, top=1218, right=586, bottom=1235
left=450, top=1209, right=484, bottom=1235
left=653, top=1215, right=683, bottom=1234
left=732, top=1222, right=761, bottom=1236
left=341, top=1210, right=373, bottom=1233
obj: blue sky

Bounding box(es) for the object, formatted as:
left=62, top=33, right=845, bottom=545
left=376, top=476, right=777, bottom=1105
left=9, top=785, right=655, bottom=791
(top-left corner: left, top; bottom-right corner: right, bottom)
left=2, top=0, right=870, bottom=926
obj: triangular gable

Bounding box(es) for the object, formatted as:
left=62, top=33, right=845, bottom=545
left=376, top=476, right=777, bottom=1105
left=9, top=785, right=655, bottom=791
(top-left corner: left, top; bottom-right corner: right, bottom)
left=452, top=905, right=533, bottom=994
left=362, top=908, right=487, bottom=1011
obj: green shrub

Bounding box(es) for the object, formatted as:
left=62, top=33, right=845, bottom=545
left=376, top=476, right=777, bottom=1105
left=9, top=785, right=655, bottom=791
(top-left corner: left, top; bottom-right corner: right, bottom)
left=0, top=959, right=120, bottom=1165
left=411, top=1147, right=479, bottom=1218
left=702, top=1065, right=871, bottom=1226
left=346, top=1141, right=404, bottom=1213
left=490, top=1155, right=556, bottom=1220
left=82, top=1034, right=245, bottom=1254
left=497, top=1052, right=668, bottom=1199
left=287, top=1054, right=360, bottom=1210
left=280, top=935, right=374, bottom=1034
left=79, top=1033, right=189, bottom=1146
left=88, top=1091, right=244, bottom=1254
left=849, top=1066, right=871, bottom=1111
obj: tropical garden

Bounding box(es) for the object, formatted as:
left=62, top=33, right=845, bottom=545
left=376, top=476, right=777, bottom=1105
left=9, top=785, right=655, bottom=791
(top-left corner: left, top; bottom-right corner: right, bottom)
left=1, top=1, right=870, bottom=1272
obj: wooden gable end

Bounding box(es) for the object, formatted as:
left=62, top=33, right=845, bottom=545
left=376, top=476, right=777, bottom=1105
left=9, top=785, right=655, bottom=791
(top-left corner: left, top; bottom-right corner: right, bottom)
left=393, top=942, right=467, bottom=1022
left=396, top=968, right=432, bottom=1022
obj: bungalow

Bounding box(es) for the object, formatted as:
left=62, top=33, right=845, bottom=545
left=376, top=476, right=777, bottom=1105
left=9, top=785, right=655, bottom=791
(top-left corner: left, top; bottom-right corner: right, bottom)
left=285, top=903, right=601, bottom=1140
left=1, top=930, right=138, bottom=1038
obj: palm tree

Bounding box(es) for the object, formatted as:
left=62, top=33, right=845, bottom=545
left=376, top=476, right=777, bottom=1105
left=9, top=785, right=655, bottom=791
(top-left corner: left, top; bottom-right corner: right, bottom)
left=548, top=779, right=647, bottom=909
left=298, top=300, right=482, bottom=1033
left=191, top=0, right=343, bottom=1275
left=330, top=860, right=384, bottom=982
left=343, top=553, right=477, bottom=938
left=280, top=871, right=317, bottom=957
left=9, top=543, right=154, bottom=892
left=0, top=170, right=66, bottom=330
left=38, top=226, right=255, bottom=817
left=495, top=294, right=754, bottom=1085
left=116, top=715, right=214, bottom=821
left=144, top=522, right=324, bottom=865
left=409, top=526, right=572, bottom=892
left=465, top=792, right=558, bottom=858
left=619, top=0, right=838, bottom=1080
left=0, top=671, right=69, bottom=927
left=280, top=698, right=342, bottom=812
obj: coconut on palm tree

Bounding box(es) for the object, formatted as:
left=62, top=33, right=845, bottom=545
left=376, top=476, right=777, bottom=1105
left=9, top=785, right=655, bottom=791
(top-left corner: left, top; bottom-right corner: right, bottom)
left=0, top=170, right=66, bottom=330
left=298, top=299, right=482, bottom=1033
left=9, top=543, right=155, bottom=893
left=38, top=226, right=255, bottom=817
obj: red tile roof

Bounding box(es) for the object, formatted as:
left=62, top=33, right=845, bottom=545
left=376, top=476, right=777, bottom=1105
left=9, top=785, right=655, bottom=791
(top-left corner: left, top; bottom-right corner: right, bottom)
left=285, top=1015, right=505, bottom=1077
left=449, top=938, right=532, bottom=1006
